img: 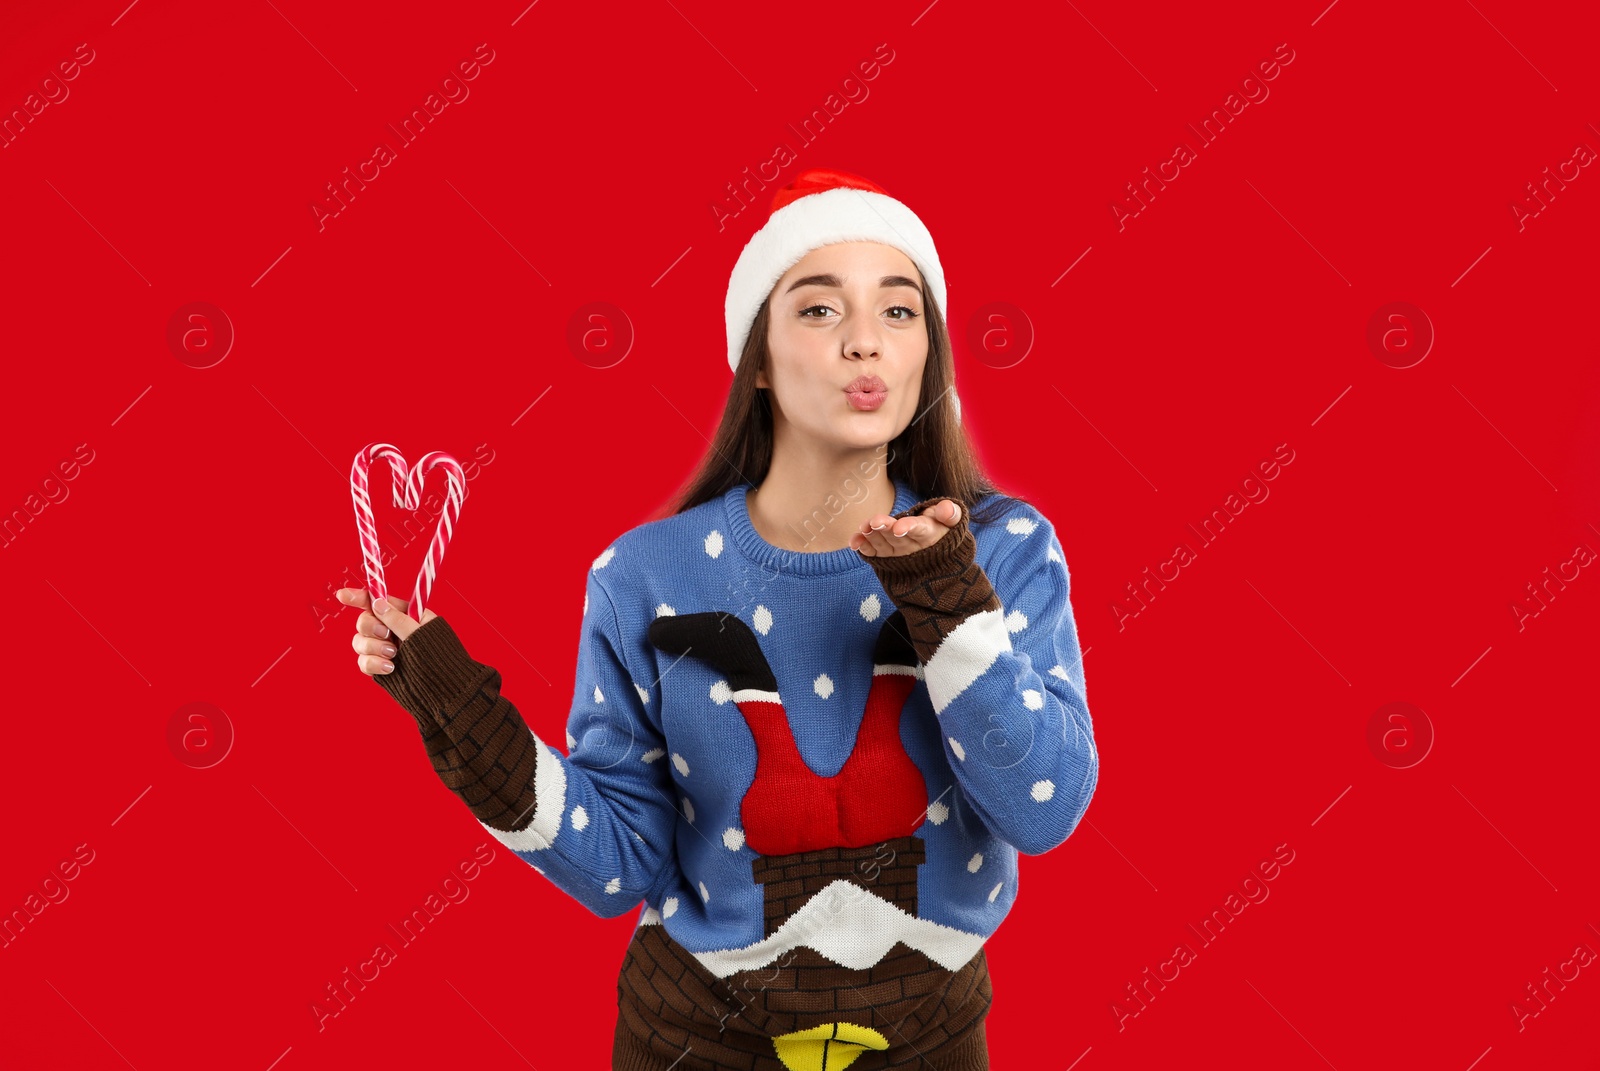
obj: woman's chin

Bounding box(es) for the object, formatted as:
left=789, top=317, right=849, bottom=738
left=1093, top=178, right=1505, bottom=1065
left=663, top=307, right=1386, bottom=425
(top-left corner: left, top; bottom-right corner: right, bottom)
left=825, top=415, right=899, bottom=449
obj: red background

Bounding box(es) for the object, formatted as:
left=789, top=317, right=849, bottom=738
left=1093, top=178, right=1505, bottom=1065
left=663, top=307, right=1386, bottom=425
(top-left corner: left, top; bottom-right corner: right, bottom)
left=3, top=0, right=1598, bottom=1066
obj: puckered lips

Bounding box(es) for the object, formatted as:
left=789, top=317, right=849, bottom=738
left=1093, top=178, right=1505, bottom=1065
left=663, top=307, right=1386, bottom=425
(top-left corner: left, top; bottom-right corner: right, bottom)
left=844, top=374, right=888, bottom=411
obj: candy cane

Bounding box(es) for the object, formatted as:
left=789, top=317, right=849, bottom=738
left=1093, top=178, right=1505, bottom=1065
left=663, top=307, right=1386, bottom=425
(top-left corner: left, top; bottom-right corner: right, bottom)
left=350, top=443, right=467, bottom=621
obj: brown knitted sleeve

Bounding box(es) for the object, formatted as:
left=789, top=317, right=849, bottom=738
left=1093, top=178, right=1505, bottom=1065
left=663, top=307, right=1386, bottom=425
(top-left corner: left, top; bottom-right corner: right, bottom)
left=864, top=496, right=1002, bottom=665
left=371, top=615, right=542, bottom=833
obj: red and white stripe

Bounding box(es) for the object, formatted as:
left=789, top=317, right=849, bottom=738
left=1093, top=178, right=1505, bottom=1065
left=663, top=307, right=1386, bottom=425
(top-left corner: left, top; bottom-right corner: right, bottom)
left=349, top=442, right=466, bottom=620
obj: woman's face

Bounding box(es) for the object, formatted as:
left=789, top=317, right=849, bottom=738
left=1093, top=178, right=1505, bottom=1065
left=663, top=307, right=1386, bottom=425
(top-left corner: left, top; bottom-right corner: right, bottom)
left=758, top=241, right=930, bottom=454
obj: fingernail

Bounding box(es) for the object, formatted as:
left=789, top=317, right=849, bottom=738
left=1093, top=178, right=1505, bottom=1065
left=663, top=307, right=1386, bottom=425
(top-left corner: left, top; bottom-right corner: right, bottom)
left=373, top=598, right=390, bottom=616
left=381, top=644, right=397, bottom=658
left=381, top=660, right=395, bottom=673
left=376, top=623, right=390, bottom=639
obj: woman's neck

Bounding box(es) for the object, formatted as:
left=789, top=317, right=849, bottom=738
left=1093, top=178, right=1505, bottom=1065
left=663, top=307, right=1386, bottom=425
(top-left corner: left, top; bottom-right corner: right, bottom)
left=746, top=453, right=898, bottom=554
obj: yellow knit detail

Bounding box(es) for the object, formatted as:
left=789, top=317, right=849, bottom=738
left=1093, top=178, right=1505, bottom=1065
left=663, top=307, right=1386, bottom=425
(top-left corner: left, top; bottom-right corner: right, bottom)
left=770, top=1022, right=891, bottom=1069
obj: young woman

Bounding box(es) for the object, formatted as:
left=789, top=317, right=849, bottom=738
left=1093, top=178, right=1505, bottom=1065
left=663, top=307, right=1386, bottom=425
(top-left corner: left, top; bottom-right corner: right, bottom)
left=339, top=168, right=1098, bottom=1070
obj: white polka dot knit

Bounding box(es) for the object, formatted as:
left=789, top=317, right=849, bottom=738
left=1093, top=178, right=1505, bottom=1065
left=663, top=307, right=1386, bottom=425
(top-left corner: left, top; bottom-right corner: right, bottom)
left=372, top=475, right=1098, bottom=1068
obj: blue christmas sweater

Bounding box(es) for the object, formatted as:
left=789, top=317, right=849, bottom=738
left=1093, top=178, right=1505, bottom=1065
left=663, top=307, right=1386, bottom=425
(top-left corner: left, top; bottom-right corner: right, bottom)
left=373, top=475, right=1098, bottom=1067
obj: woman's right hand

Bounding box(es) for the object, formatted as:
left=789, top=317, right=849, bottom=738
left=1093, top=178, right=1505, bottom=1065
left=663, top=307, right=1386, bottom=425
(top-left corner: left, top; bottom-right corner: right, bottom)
left=336, top=587, right=438, bottom=676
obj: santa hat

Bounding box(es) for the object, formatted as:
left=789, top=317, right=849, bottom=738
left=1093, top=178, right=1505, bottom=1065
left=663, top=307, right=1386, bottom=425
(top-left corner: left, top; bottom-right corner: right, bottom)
left=724, top=167, right=960, bottom=421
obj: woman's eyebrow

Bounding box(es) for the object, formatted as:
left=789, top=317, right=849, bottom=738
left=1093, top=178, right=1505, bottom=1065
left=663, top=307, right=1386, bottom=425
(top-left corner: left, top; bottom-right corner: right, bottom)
left=784, top=273, right=921, bottom=293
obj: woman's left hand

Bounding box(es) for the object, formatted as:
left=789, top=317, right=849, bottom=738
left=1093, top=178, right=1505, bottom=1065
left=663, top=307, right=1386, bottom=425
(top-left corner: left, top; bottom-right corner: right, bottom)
left=851, top=499, right=963, bottom=558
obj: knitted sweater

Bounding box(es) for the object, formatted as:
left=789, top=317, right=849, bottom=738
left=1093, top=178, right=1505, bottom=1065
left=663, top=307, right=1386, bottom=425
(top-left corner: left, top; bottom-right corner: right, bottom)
left=372, top=476, right=1098, bottom=1070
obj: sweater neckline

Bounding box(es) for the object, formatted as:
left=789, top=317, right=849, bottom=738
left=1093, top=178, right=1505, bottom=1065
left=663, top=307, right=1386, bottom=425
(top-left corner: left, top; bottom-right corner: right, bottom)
left=724, top=476, right=917, bottom=577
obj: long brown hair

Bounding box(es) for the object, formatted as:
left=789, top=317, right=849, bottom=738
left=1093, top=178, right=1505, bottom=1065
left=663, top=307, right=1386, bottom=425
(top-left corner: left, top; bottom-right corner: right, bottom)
left=657, top=269, right=1028, bottom=528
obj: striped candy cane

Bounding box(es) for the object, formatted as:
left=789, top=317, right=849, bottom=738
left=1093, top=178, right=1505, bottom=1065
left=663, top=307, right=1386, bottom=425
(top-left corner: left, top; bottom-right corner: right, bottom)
left=350, top=443, right=467, bottom=621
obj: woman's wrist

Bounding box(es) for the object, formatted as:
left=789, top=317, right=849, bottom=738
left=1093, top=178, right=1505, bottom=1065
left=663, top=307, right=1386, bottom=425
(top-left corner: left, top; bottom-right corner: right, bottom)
left=371, top=615, right=491, bottom=721
left=864, top=498, right=1001, bottom=663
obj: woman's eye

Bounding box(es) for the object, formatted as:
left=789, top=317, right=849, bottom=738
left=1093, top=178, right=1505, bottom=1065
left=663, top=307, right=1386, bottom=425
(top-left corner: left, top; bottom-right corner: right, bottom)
left=798, top=305, right=835, bottom=319
left=886, top=306, right=921, bottom=321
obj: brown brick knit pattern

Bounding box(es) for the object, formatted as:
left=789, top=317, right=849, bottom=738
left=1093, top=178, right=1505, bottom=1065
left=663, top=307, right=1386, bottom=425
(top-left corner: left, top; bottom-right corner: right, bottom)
left=371, top=615, right=541, bottom=833
left=613, top=1012, right=990, bottom=1071
left=612, top=836, right=992, bottom=1070
left=864, top=497, right=1001, bottom=667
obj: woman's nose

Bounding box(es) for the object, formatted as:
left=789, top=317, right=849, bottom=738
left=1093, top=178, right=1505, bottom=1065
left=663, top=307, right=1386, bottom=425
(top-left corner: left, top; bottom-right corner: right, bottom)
left=844, top=324, right=883, bottom=359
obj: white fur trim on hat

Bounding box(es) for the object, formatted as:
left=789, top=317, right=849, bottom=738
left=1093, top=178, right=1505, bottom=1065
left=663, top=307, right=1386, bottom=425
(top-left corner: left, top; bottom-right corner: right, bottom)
left=724, top=186, right=947, bottom=376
